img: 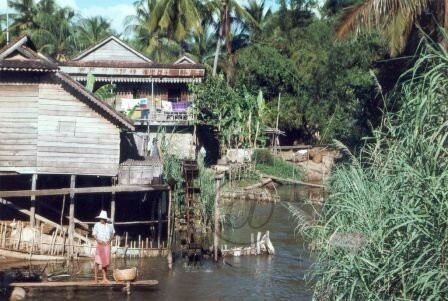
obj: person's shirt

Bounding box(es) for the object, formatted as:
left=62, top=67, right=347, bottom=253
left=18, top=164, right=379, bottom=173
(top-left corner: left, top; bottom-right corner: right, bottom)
left=92, top=222, right=115, bottom=242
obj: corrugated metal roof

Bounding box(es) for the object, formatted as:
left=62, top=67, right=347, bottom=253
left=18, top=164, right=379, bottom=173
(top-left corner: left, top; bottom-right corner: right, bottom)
left=70, top=75, right=202, bottom=83
left=61, top=60, right=204, bottom=70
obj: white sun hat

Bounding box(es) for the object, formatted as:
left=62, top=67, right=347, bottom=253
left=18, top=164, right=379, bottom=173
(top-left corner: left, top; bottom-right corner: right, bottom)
left=96, top=210, right=109, bottom=221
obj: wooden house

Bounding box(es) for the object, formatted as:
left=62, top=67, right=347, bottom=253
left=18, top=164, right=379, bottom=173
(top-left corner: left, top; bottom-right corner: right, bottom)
left=0, top=35, right=135, bottom=177
left=0, top=36, right=170, bottom=257
left=59, top=36, right=206, bottom=126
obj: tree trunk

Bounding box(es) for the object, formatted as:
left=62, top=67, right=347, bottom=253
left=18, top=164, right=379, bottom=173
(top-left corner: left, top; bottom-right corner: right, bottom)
left=212, top=7, right=225, bottom=76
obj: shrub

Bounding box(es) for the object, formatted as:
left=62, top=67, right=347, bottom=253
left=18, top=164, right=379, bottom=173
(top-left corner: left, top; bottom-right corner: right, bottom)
left=252, top=149, right=274, bottom=165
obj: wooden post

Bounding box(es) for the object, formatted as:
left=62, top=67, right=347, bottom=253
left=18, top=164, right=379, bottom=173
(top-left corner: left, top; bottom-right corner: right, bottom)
left=30, top=174, right=38, bottom=227
left=110, top=192, right=116, bottom=224
left=68, top=175, right=76, bottom=257
left=157, top=192, right=163, bottom=248
left=167, top=188, right=172, bottom=248
left=214, top=175, right=222, bottom=262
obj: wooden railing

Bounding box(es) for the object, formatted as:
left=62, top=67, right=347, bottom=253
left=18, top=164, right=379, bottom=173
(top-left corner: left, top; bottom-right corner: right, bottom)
left=136, top=111, right=194, bottom=124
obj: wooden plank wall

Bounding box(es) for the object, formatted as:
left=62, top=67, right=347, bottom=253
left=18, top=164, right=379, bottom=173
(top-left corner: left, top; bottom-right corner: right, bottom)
left=0, top=84, right=38, bottom=173
left=80, top=40, right=147, bottom=63
left=37, top=84, right=120, bottom=176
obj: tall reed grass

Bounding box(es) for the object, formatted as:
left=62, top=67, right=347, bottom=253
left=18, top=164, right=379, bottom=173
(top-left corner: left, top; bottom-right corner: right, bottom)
left=292, top=37, right=448, bottom=300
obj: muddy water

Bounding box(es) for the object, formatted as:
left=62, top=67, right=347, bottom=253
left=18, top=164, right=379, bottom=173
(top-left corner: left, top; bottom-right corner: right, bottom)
left=0, top=186, right=319, bottom=301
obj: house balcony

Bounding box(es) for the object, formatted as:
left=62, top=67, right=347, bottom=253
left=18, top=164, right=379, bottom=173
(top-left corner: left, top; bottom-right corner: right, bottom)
left=122, top=98, right=195, bottom=126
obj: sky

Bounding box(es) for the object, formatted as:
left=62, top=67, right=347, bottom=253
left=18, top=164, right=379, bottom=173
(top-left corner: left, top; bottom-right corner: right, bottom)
left=1, top=0, right=280, bottom=35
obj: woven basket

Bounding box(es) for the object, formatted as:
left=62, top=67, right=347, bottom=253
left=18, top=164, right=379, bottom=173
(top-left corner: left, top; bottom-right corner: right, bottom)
left=113, top=267, right=138, bottom=282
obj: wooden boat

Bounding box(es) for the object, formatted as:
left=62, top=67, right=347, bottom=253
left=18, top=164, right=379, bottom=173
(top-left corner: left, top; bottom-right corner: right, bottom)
left=9, top=280, right=159, bottom=296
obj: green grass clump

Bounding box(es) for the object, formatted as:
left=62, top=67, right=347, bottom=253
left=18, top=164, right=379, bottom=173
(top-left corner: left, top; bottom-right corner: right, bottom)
left=291, top=38, right=448, bottom=300
left=252, top=149, right=275, bottom=165
left=254, top=154, right=302, bottom=180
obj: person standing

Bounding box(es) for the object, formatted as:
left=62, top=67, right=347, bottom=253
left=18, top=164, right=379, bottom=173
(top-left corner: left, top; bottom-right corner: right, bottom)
left=92, top=210, right=115, bottom=283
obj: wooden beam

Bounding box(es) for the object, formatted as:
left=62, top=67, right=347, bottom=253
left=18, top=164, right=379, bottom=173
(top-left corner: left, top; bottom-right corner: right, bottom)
left=9, top=280, right=159, bottom=289
left=82, top=220, right=168, bottom=225
left=0, top=184, right=169, bottom=198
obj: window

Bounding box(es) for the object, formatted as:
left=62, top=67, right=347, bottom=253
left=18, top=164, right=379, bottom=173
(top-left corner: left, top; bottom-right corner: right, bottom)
left=58, top=121, right=76, bottom=135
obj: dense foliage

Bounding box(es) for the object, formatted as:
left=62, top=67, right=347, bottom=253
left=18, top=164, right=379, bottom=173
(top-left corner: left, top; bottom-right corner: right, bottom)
left=1, top=0, right=399, bottom=147
left=291, top=38, right=448, bottom=300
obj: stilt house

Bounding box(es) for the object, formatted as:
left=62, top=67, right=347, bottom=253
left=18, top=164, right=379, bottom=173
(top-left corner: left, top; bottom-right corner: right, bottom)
left=60, top=36, right=206, bottom=159
left=0, top=36, right=170, bottom=259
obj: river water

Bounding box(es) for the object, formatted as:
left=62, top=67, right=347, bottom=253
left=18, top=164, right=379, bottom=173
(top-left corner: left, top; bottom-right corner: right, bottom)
left=0, top=186, right=319, bottom=301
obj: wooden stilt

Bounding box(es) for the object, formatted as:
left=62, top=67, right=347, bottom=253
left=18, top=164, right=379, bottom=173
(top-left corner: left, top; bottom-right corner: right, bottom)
left=111, top=177, right=116, bottom=224
left=214, top=175, right=222, bottom=262
left=167, top=189, right=172, bottom=248
left=157, top=192, right=162, bottom=248
left=68, top=175, right=76, bottom=258
left=111, top=192, right=116, bottom=224
left=30, top=174, right=38, bottom=227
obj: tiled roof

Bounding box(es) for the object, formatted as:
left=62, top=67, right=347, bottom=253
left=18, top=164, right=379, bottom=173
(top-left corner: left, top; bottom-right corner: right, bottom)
left=0, top=59, right=58, bottom=72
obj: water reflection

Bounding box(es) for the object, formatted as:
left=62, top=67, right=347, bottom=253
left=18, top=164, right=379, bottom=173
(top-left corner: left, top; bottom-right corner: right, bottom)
left=1, top=185, right=321, bottom=301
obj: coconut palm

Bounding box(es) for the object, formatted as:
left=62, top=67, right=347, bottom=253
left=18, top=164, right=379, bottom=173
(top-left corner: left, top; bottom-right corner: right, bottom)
left=146, top=0, right=202, bottom=42
left=7, top=0, right=37, bottom=35
left=30, top=0, right=77, bottom=61
left=244, top=0, right=272, bottom=36
left=124, top=0, right=183, bottom=62
left=211, top=0, right=258, bottom=76
left=336, top=0, right=447, bottom=55
left=185, top=24, right=217, bottom=65
left=76, top=16, right=113, bottom=51
left=123, top=0, right=156, bottom=38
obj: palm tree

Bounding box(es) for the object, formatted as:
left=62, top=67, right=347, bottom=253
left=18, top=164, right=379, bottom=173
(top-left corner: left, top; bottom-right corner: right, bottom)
left=123, top=0, right=156, bottom=38
left=146, top=0, right=202, bottom=42
left=211, top=0, right=258, bottom=76
left=30, top=0, right=77, bottom=61
left=336, top=0, right=447, bottom=55
left=244, top=0, right=272, bottom=36
left=7, top=0, right=37, bottom=35
left=76, top=16, right=113, bottom=51
left=124, top=0, right=183, bottom=62
left=185, top=24, right=217, bottom=65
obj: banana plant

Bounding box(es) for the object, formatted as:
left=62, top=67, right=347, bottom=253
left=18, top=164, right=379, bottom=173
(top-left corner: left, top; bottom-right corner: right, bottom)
left=85, top=73, right=116, bottom=101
